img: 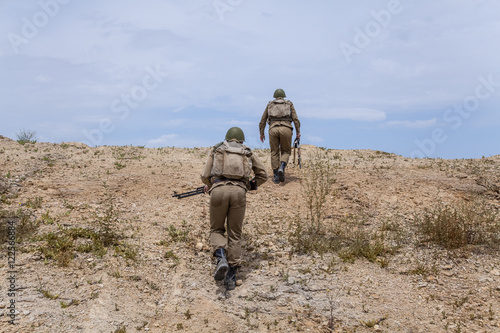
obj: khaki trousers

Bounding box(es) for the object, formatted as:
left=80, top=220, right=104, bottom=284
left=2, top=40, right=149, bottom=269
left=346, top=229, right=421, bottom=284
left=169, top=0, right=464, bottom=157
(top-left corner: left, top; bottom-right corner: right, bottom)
left=269, top=126, right=292, bottom=170
left=209, top=185, right=246, bottom=266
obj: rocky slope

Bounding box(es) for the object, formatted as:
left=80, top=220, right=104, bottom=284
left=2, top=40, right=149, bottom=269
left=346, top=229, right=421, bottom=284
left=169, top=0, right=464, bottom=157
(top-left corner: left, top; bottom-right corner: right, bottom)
left=0, top=135, right=500, bottom=332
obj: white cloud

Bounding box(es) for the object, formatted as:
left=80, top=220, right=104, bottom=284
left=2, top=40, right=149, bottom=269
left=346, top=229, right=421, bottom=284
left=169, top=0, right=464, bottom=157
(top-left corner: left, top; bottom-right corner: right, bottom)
left=306, top=136, right=324, bottom=143
left=303, top=108, right=386, bottom=122
left=383, top=118, right=438, bottom=129
left=146, top=134, right=180, bottom=147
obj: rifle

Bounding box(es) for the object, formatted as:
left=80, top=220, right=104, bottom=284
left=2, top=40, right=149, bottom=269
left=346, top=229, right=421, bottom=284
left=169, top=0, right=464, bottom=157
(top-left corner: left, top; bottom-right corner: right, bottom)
left=172, top=186, right=205, bottom=199
left=293, top=138, right=301, bottom=169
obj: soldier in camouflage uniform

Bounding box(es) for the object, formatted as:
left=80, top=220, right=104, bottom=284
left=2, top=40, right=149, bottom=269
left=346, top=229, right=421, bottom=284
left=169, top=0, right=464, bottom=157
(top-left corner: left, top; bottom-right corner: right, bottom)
left=201, top=127, right=268, bottom=290
left=259, top=88, right=301, bottom=184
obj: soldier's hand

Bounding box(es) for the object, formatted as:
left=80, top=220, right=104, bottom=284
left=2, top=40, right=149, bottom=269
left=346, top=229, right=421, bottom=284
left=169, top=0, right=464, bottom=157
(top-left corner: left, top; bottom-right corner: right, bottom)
left=296, top=133, right=301, bottom=140
left=260, top=135, right=265, bottom=142
left=204, top=185, right=209, bottom=193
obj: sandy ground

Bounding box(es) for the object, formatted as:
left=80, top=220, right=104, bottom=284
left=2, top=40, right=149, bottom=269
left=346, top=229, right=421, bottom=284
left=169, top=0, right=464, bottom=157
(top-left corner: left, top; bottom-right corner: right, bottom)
left=1, top=135, right=500, bottom=332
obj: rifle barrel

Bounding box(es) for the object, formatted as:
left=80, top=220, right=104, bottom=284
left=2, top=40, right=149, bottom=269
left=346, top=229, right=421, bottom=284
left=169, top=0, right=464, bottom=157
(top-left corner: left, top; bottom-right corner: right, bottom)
left=172, top=186, right=205, bottom=199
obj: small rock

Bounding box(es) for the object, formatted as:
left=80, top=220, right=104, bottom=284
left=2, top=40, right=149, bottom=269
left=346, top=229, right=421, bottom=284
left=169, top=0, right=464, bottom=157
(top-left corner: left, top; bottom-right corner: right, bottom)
left=196, top=242, right=204, bottom=251
left=236, top=279, right=243, bottom=286
left=490, top=269, right=500, bottom=276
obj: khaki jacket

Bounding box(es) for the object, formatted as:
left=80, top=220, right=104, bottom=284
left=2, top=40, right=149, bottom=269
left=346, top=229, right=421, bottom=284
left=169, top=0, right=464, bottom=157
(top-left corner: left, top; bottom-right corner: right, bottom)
left=201, top=142, right=268, bottom=191
left=259, top=98, right=301, bottom=136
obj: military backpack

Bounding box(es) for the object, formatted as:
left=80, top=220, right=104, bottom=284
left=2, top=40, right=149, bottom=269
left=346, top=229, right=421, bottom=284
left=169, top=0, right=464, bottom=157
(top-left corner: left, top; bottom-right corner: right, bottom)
left=267, top=99, right=292, bottom=121
left=211, top=141, right=253, bottom=180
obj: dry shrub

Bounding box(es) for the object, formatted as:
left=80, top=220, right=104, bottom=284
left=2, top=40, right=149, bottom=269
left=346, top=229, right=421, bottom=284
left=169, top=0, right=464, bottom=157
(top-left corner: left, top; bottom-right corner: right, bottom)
left=417, top=198, right=500, bottom=250
left=288, top=150, right=400, bottom=262
left=300, top=150, right=336, bottom=228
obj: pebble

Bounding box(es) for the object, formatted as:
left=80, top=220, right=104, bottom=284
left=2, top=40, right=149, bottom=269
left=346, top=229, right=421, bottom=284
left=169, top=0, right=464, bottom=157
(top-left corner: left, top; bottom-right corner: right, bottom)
left=196, top=242, right=204, bottom=251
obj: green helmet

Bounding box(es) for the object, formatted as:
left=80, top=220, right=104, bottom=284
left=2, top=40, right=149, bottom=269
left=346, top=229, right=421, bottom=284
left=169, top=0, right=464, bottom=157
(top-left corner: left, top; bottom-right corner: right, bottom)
left=273, top=88, right=286, bottom=98
left=225, top=127, right=245, bottom=142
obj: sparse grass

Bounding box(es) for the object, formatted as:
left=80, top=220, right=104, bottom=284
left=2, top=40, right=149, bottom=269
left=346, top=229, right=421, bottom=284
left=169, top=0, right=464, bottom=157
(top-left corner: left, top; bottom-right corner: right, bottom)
left=416, top=198, right=500, bottom=250
left=184, top=309, right=192, bottom=320
left=161, top=223, right=190, bottom=244
left=37, top=193, right=137, bottom=266
left=114, top=161, right=126, bottom=170
left=26, top=196, right=43, bottom=209
left=164, top=250, right=180, bottom=261
left=41, top=210, right=55, bottom=224
left=407, top=262, right=433, bottom=276
left=39, top=232, right=74, bottom=266
left=39, top=287, right=59, bottom=300
left=60, top=299, right=80, bottom=308
left=114, top=243, right=138, bottom=261
left=42, top=155, right=55, bottom=166
left=0, top=208, right=39, bottom=244
left=289, top=212, right=399, bottom=262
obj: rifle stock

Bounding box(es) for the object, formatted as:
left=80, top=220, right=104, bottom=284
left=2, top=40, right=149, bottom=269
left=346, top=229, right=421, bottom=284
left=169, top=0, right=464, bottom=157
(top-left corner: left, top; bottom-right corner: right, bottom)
left=294, top=138, right=302, bottom=169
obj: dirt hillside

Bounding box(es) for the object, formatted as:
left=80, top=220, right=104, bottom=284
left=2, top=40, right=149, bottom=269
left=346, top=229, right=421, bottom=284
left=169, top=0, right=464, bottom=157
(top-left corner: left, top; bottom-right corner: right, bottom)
left=1, top=135, right=500, bottom=332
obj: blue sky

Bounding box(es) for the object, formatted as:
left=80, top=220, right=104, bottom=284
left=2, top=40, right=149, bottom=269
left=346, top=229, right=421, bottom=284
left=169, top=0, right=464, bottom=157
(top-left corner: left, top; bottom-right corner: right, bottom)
left=1, top=0, right=500, bottom=158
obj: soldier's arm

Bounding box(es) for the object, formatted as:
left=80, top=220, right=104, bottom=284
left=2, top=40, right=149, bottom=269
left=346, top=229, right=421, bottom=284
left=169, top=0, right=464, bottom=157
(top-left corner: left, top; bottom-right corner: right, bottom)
left=200, top=148, right=214, bottom=186
left=251, top=154, right=268, bottom=186
left=290, top=102, right=301, bottom=137
left=259, top=107, right=269, bottom=137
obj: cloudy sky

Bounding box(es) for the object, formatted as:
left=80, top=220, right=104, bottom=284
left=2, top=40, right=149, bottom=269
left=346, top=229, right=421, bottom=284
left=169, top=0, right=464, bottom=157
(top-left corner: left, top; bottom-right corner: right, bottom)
left=1, top=0, right=500, bottom=158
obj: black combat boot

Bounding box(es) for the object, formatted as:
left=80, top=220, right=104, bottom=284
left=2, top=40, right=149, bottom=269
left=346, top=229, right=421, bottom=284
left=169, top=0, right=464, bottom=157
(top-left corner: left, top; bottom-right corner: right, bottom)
left=278, top=162, right=286, bottom=182
left=272, top=169, right=280, bottom=184
left=225, top=266, right=238, bottom=290
left=213, top=248, right=228, bottom=281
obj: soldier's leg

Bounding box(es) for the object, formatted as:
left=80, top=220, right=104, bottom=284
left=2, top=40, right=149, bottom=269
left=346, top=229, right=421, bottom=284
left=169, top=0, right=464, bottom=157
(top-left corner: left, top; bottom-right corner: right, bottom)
left=209, top=186, right=229, bottom=252
left=279, top=126, right=293, bottom=165
left=277, top=127, right=292, bottom=182
left=268, top=127, right=281, bottom=170
left=225, top=186, right=246, bottom=290
left=225, top=186, right=247, bottom=267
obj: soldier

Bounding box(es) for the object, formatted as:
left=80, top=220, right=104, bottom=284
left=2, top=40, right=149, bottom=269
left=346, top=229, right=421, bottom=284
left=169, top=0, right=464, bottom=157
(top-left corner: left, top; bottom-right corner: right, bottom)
left=201, top=127, right=268, bottom=290
left=259, top=88, right=301, bottom=184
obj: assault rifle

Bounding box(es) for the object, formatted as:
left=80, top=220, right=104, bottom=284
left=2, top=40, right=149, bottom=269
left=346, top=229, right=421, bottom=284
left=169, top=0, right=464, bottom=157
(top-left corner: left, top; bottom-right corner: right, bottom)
left=293, top=138, right=301, bottom=169
left=172, top=186, right=205, bottom=199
